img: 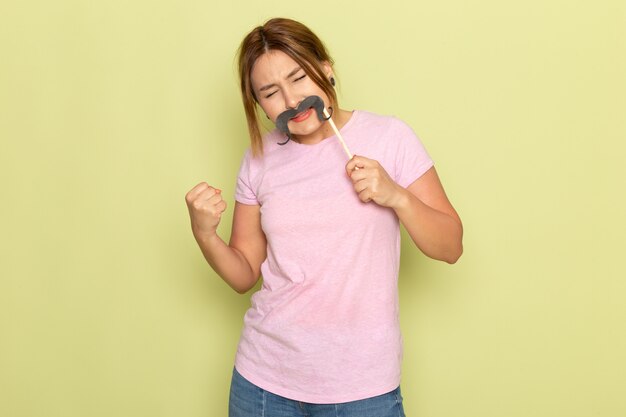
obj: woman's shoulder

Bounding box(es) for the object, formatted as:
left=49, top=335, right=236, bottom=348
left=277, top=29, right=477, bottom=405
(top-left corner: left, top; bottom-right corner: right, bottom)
left=352, top=109, right=414, bottom=135
left=238, top=129, right=285, bottom=163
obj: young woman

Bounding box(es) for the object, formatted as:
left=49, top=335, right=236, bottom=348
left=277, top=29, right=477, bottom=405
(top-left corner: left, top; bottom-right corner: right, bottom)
left=185, top=17, right=463, bottom=417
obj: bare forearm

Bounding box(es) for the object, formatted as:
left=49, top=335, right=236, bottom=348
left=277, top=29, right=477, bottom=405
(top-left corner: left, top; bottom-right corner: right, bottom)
left=193, top=232, right=258, bottom=293
left=392, top=188, right=463, bottom=263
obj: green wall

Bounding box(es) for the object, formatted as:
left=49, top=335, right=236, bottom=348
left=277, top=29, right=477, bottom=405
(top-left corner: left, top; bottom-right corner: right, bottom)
left=1, top=0, right=625, bottom=416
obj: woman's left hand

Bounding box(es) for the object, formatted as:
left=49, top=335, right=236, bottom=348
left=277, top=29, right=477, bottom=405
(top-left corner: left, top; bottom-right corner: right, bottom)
left=346, top=155, right=404, bottom=208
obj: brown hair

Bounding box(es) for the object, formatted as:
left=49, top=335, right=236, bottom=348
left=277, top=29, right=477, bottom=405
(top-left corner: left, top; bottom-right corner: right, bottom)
left=237, top=18, right=338, bottom=156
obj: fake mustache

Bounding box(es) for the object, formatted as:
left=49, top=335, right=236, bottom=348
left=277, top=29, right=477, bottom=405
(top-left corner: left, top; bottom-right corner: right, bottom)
left=275, top=95, right=332, bottom=145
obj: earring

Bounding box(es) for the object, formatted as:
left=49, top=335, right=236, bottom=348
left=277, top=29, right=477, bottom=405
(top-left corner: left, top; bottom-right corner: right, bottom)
left=330, top=76, right=336, bottom=87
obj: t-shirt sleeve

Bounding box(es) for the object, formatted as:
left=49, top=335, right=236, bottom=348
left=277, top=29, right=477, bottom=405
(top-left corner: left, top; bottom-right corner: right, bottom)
left=391, top=118, right=434, bottom=188
left=234, top=148, right=259, bottom=205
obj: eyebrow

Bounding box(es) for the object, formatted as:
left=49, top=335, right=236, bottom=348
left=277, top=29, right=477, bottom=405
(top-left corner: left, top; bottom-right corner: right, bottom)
left=258, top=66, right=303, bottom=92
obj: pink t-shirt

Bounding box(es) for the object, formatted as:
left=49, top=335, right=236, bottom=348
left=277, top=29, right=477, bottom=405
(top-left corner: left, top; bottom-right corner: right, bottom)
left=233, top=110, right=433, bottom=403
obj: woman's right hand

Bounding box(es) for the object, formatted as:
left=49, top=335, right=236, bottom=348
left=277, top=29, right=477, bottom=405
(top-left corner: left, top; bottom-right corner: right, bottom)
left=185, top=182, right=227, bottom=239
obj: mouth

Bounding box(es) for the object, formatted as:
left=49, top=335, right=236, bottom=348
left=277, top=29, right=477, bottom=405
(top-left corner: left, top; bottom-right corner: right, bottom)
left=274, top=96, right=325, bottom=138
left=290, top=107, right=313, bottom=123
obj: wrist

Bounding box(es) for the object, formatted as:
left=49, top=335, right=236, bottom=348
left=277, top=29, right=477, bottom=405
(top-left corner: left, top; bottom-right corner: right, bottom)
left=194, top=229, right=220, bottom=245
left=389, top=186, right=411, bottom=211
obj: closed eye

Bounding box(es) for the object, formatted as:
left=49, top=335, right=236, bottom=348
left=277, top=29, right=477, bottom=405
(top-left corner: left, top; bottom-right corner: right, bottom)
left=264, top=73, right=306, bottom=98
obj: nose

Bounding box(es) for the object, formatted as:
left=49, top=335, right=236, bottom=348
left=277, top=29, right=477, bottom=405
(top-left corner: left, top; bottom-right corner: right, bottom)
left=282, top=87, right=300, bottom=110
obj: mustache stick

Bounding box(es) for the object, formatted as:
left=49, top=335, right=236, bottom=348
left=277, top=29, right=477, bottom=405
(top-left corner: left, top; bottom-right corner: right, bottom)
left=322, top=107, right=353, bottom=160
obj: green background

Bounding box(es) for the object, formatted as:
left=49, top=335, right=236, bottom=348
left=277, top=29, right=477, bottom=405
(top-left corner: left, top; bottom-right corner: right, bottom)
left=1, top=0, right=625, bottom=416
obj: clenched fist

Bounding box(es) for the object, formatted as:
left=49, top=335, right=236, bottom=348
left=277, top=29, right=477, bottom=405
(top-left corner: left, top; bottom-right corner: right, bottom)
left=185, top=182, right=227, bottom=239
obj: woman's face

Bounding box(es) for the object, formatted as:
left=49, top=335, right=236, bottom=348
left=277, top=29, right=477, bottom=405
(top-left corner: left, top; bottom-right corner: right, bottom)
left=250, top=49, right=333, bottom=142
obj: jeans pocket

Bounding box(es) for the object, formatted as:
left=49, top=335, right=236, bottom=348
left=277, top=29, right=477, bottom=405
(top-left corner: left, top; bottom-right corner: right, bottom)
left=229, top=367, right=266, bottom=417
left=395, top=386, right=406, bottom=417
left=395, top=386, right=403, bottom=404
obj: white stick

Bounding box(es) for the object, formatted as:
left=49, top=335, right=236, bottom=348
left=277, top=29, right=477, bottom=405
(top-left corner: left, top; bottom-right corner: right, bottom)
left=323, top=108, right=352, bottom=159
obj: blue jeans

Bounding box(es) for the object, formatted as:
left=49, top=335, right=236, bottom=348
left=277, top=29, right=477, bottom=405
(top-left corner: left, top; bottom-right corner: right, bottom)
left=229, top=367, right=406, bottom=417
